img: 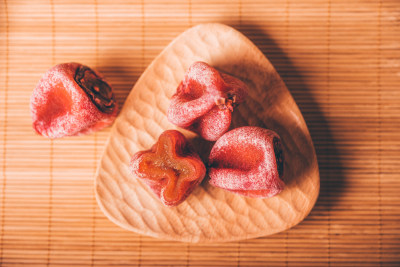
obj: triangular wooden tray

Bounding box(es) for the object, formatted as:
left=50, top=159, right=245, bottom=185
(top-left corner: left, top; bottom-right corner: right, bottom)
left=95, top=23, right=319, bottom=243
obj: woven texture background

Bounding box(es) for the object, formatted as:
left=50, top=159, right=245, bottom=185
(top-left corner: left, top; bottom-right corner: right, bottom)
left=1, top=0, right=399, bottom=266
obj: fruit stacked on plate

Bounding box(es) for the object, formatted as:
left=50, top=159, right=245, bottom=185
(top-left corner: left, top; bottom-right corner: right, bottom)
left=131, top=61, right=285, bottom=206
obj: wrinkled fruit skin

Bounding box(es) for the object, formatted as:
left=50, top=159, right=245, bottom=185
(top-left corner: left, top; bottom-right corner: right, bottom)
left=167, top=61, right=248, bottom=141
left=130, top=130, right=206, bottom=206
left=208, top=126, right=285, bottom=198
left=30, top=62, right=118, bottom=139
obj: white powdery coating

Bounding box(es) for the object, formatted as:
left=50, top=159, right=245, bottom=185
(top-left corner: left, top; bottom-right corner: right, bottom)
left=30, top=63, right=117, bottom=139
left=167, top=61, right=248, bottom=141
left=185, top=61, right=222, bottom=90
left=167, top=62, right=223, bottom=127
left=129, top=151, right=145, bottom=178
left=209, top=126, right=285, bottom=193
left=195, top=106, right=231, bottom=142
left=168, top=92, right=215, bottom=127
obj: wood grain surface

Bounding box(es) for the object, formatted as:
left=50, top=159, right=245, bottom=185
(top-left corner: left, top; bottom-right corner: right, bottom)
left=1, top=0, right=399, bottom=265
left=95, top=23, right=319, bottom=243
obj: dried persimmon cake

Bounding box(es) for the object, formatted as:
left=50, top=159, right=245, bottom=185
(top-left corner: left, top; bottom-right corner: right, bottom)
left=130, top=130, right=206, bottom=206
left=31, top=63, right=118, bottom=138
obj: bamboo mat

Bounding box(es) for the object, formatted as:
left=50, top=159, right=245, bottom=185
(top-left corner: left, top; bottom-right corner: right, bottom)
left=0, top=0, right=399, bottom=266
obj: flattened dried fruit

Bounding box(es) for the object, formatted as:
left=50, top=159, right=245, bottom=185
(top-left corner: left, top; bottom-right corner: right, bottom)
left=208, top=126, right=285, bottom=198
left=167, top=61, right=248, bottom=141
left=130, top=130, right=206, bottom=206
left=30, top=62, right=118, bottom=138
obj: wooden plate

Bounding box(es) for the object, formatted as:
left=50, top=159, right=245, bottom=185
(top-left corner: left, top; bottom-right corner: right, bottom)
left=95, top=23, right=320, bottom=243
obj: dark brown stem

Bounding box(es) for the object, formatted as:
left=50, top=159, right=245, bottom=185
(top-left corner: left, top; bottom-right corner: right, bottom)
left=74, top=65, right=115, bottom=114
left=273, top=137, right=284, bottom=178
left=215, top=93, right=237, bottom=112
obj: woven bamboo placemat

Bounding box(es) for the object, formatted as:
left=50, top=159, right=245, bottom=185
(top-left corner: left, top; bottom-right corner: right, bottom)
left=1, top=0, right=399, bottom=266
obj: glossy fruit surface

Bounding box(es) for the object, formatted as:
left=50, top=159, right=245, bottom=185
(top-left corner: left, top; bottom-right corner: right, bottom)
left=130, top=130, right=206, bottom=206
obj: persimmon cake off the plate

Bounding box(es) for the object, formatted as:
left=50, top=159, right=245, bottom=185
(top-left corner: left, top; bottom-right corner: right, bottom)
left=30, top=63, right=118, bottom=139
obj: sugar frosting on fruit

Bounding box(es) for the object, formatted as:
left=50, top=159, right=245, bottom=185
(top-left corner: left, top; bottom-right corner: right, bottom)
left=167, top=61, right=248, bottom=141
left=30, top=63, right=117, bottom=138
left=208, top=126, right=285, bottom=198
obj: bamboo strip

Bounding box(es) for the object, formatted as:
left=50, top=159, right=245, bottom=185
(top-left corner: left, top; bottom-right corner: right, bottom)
left=1, top=0, right=400, bottom=265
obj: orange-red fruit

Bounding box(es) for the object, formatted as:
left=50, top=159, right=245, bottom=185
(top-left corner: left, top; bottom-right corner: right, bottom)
left=30, top=63, right=118, bottom=138
left=167, top=61, right=248, bottom=141
left=208, top=126, right=285, bottom=198
left=130, top=130, right=206, bottom=206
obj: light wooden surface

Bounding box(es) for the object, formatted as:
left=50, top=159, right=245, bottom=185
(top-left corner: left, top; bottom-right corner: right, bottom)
left=1, top=0, right=400, bottom=265
left=95, top=23, right=319, bottom=242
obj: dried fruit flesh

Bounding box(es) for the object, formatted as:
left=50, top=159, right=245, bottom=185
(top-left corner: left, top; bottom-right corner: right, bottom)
left=130, top=130, right=206, bottom=206
left=30, top=62, right=118, bottom=139
left=167, top=61, right=248, bottom=141
left=208, top=126, right=285, bottom=198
